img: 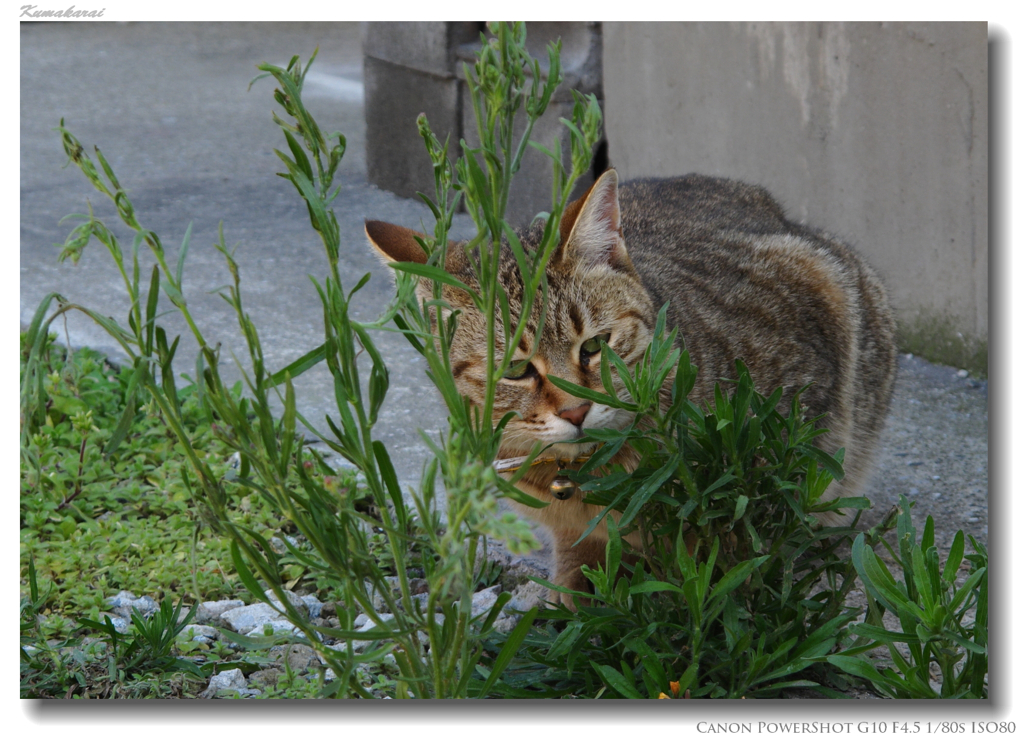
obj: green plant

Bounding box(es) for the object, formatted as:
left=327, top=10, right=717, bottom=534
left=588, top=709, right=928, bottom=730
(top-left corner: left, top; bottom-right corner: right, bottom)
left=78, top=598, right=206, bottom=680
left=498, top=307, right=987, bottom=699
left=26, top=23, right=600, bottom=699
left=21, top=567, right=208, bottom=699
left=492, top=315, right=876, bottom=697
left=18, top=279, right=361, bottom=699
left=18, top=337, right=314, bottom=624
left=360, top=20, right=604, bottom=697
left=254, top=669, right=328, bottom=699
left=498, top=329, right=989, bottom=700
left=830, top=496, right=988, bottom=698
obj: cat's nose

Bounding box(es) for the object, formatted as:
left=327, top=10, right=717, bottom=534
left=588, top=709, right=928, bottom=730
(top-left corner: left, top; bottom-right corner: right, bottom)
left=558, top=402, right=592, bottom=427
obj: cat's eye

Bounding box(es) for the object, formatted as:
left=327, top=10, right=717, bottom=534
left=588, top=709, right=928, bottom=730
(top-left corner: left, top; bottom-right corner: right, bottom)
left=580, top=333, right=611, bottom=359
left=503, top=361, right=536, bottom=380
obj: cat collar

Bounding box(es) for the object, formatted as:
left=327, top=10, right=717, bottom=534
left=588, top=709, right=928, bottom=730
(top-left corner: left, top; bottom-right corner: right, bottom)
left=492, top=455, right=593, bottom=501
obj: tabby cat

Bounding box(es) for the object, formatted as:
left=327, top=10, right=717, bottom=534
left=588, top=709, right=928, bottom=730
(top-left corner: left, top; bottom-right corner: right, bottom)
left=366, top=169, right=897, bottom=607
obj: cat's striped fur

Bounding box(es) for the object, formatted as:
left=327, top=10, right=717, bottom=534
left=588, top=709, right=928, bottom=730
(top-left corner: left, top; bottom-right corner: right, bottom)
left=367, top=169, right=897, bottom=606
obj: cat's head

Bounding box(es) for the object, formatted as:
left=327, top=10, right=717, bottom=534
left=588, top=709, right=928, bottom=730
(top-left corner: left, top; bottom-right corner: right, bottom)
left=366, top=169, right=655, bottom=459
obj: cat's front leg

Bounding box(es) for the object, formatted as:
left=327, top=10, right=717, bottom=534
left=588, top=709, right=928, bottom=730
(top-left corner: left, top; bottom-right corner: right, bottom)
left=547, top=528, right=606, bottom=611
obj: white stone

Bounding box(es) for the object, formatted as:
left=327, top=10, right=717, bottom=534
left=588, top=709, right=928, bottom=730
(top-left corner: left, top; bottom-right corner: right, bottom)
left=176, top=624, right=220, bottom=641
left=263, top=588, right=309, bottom=617
left=493, top=615, right=520, bottom=635
left=220, top=602, right=296, bottom=633
left=470, top=585, right=502, bottom=616
left=357, top=613, right=396, bottom=632
left=301, top=594, right=324, bottom=620
left=202, top=668, right=261, bottom=698
left=192, top=600, right=245, bottom=625
left=106, top=591, right=159, bottom=619
left=244, top=620, right=306, bottom=638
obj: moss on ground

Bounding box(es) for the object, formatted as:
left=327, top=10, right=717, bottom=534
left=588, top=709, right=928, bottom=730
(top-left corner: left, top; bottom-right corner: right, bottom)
left=896, top=312, right=987, bottom=377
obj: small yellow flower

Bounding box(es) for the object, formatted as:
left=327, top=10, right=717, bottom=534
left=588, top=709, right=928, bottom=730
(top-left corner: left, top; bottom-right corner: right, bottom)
left=658, top=692, right=671, bottom=699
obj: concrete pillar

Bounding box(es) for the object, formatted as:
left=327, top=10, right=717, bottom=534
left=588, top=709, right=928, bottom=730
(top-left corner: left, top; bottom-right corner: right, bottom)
left=363, top=22, right=481, bottom=204
left=363, top=22, right=604, bottom=227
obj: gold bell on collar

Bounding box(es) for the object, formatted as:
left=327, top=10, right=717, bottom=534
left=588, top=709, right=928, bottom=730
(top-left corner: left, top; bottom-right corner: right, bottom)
left=549, top=475, right=578, bottom=500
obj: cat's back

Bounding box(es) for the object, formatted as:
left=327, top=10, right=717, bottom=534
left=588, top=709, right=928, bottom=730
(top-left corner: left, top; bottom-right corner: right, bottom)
left=617, top=174, right=897, bottom=508
left=617, top=174, right=870, bottom=345
left=619, top=174, right=793, bottom=243
left=617, top=175, right=892, bottom=374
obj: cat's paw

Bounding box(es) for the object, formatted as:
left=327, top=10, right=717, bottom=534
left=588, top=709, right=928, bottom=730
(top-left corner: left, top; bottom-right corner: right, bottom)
left=544, top=586, right=581, bottom=612
left=548, top=570, right=592, bottom=611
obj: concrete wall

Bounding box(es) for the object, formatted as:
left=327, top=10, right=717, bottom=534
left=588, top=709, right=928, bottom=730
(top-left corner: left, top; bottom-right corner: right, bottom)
left=602, top=22, right=988, bottom=365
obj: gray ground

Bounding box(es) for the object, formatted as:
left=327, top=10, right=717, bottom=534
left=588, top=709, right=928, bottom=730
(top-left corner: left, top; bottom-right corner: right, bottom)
left=20, top=22, right=988, bottom=567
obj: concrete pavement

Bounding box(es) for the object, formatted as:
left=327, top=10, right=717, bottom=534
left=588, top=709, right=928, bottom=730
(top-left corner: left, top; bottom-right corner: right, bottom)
left=20, top=22, right=476, bottom=493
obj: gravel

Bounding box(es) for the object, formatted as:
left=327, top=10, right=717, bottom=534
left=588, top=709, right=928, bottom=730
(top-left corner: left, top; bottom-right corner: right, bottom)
left=865, top=353, right=988, bottom=555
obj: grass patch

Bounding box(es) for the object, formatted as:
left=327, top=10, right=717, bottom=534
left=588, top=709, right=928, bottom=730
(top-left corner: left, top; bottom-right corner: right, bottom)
left=19, top=335, right=364, bottom=698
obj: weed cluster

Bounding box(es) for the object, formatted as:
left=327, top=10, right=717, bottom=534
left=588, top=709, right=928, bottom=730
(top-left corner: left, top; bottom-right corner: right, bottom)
left=18, top=337, right=363, bottom=697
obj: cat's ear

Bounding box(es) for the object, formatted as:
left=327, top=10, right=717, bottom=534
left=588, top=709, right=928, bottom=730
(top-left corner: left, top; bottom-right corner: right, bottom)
left=556, top=169, right=632, bottom=272
left=365, top=220, right=430, bottom=265
left=365, top=220, right=464, bottom=274
left=365, top=220, right=468, bottom=308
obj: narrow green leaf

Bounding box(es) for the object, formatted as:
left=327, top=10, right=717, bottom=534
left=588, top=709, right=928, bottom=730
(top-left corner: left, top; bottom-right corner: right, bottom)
left=278, top=377, right=296, bottom=472
left=477, top=592, right=513, bottom=633
left=175, top=221, right=192, bottom=289
left=546, top=374, right=633, bottom=410
left=389, top=262, right=477, bottom=296
left=702, top=473, right=737, bottom=497
left=493, top=475, right=549, bottom=509
left=372, top=441, right=406, bottom=517
left=948, top=567, right=987, bottom=614
left=618, top=463, right=676, bottom=528
left=476, top=608, right=537, bottom=698
left=921, top=514, right=936, bottom=551
left=573, top=489, right=626, bottom=548
left=733, top=494, right=749, bottom=521
left=283, top=129, right=313, bottom=180
left=605, top=515, right=622, bottom=580
left=144, top=264, right=160, bottom=353
left=230, top=540, right=267, bottom=601
left=710, top=556, right=768, bottom=602
left=160, top=279, right=186, bottom=309
left=850, top=623, right=921, bottom=645
left=102, top=360, right=145, bottom=456
left=943, top=631, right=987, bottom=655
left=675, top=661, right=699, bottom=696
left=911, top=545, right=936, bottom=612
left=798, top=443, right=846, bottom=481
left=263, top=342, right=327, bottom=389
left=578, top=437, right=625, bottom=475
left=942, top=530, right=965, bottom=584
left=629, top=581, right=683, bottom=595
left=604, top=345, right=637, bottom=401
left=595, top=664, right=645, bottom=699
left=600, top=343, right=617, bottom=397
left=24, top=292, right=60, bottom=352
